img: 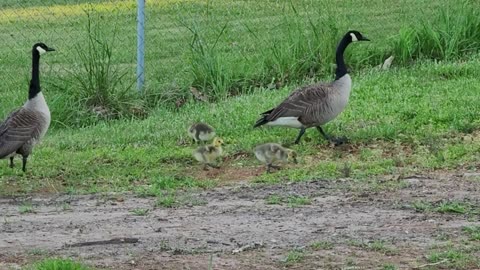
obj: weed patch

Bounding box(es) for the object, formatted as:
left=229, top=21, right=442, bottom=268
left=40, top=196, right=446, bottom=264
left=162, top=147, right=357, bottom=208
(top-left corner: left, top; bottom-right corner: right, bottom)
left=24, top=258, right=92, bottom=270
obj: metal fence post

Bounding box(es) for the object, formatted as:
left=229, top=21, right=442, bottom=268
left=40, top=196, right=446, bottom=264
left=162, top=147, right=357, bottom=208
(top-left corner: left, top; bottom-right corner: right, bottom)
left=137, top=0, right=145, bottom=92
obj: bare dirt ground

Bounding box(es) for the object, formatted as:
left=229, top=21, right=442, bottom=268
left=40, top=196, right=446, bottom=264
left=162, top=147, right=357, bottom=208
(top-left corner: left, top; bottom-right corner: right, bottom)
left=1, top=172, right=479, bottom=270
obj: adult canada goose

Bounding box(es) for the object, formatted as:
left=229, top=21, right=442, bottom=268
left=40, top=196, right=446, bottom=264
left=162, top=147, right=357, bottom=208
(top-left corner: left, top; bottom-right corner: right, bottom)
left=192, top=137, right=224, bottom=170
left=188, top=122, right=215, bottom=144
left=254, top=30, right=369, bottom=145
left=0, top=43, right=55, bottom=172
left=254, top=143, right=297, bottom=173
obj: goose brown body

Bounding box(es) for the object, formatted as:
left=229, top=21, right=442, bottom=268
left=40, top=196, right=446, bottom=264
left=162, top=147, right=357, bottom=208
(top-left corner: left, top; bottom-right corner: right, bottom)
left=0, top=105, right=50, bottom=160
left=259, top=74, right=352, bottom=128
left=0, top=42, right=54, bottom=172
left=254, top=30, right=369, bottom=145
left=188, top=122, right=215, bottom=144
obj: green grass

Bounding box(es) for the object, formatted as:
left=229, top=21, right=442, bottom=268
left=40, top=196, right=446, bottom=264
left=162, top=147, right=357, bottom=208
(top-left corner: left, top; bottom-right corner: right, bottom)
left=156, top=193, right=177, bottom=208
left=282, top=249, right=305, bottom=265
left=310, top=241, right=334, bottom=250
left=152, top=191, right=208, bottom=208
left=130, top=208, right=149, bottom=216
left=264, top=194, right=311, bottom=207
left=0, top=56, right=479, bottom=194
left=348, top=239, right=397, bottom=255
left=391, top=1, right=480, bottom=65
left=0, top=0, right=479, bottom=195
left=462, top=226, right=480, bottom=241
left=60, top=203, right=71, bottom=211
left=423, top=231, right=480, bottom=269
left=382, top=264, right=397, bottom=270
left=265, top=194, right=282, bottom=205
left=24, top=258, right=92, bottom=270
left=1, top=0, right=479, bottom=126
left=19, top=202, right=34, bottom=214
left=27, top=249, right=49, bottom=256
left=427, top=248, right=480, bottom=269
left=55, top=10, right=142, bottom=123
left=412, top=200, right=479, bottom=216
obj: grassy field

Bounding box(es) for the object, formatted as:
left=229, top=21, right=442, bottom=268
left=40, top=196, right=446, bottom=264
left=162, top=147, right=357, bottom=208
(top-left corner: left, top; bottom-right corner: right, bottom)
left=1, top=57, right=479, bottom=194
left=0, top=0, right=479, bottom=195
left=2, top=0, right=479, bottom=123
left=0, top=4, right=480, bottom=269
left=0, top=2, right=479, bottom=268
left=0, top=0, right=479, bottom=265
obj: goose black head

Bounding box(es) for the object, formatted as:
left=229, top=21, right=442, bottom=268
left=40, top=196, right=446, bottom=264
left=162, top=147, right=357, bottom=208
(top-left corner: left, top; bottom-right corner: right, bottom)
left=347, top=30, right=370, bottom=42
left=33, top=42, right=55, bottom=55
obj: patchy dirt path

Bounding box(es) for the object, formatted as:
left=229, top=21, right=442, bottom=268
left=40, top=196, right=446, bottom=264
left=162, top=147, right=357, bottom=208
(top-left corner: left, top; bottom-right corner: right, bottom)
left=1, top=173, right=479, bottom=269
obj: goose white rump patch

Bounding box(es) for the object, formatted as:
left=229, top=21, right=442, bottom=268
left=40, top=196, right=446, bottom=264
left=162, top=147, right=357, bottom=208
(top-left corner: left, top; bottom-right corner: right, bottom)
left=266, top=117, right=303, bottom=128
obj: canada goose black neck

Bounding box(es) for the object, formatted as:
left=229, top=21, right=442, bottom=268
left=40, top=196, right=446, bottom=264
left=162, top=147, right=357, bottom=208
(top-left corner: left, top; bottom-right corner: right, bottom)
left=334, top=34, right=352, bottom=80
left=29, top=49, right=41, bottom=100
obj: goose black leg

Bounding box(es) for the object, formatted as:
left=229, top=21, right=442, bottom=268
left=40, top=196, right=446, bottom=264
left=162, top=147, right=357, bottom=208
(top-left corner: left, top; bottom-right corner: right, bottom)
left=22, top=156, right=28, bottom=172
left=294, top=127, right=306, bottom=144
left=9, top=157, right=14, bottom=168
left=316, top=126, right=348, bottom=146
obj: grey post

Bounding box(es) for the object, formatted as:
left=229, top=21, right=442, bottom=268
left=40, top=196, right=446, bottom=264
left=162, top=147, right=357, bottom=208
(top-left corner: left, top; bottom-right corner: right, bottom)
left=137, top=0, right=145, bottom=92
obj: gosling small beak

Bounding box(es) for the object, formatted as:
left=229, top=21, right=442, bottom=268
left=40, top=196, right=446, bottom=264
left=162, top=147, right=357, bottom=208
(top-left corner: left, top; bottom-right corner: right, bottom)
left=293, top=158, right=298, bottom=164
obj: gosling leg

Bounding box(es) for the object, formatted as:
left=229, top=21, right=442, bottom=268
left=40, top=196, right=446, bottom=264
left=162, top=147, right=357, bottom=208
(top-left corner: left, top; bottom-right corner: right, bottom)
left=266, top=164, right=281, bottom=173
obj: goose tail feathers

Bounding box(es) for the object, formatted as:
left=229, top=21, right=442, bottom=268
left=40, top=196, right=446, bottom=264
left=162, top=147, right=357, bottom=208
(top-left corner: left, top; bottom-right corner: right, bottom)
left=253, top=109, right=274, bottom=128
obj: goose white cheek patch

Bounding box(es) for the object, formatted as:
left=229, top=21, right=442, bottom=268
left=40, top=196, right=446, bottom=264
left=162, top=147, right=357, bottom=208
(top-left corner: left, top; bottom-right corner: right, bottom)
left=36, top=46, right=47, bottom=54
left=350, top=33, right=358, bottom=42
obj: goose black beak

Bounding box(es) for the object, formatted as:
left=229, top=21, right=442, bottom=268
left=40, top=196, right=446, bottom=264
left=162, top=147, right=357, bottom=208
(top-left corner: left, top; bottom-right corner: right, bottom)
left=361, top=37, right=370, bottom=41
left=47, top=47, right=56, bottom=51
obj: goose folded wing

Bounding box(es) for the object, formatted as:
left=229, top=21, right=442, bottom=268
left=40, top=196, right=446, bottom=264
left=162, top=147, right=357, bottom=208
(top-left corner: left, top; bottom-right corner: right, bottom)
left=0, top=110, right=39, bottom=158
left=265, top=84, right=330, bottom=121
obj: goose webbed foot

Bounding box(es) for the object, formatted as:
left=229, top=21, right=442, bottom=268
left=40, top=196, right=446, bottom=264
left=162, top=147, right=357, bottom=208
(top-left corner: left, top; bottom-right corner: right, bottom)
left=316, top=126, right=348, bottom=146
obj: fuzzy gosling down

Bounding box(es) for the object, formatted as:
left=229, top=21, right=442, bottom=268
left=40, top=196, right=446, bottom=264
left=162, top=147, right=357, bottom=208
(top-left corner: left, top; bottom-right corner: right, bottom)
left=193, top=137, right=224, bottom=170
left=188, top=122, right=216, bottom=144
left=254, top=143, right=297, bottom=173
